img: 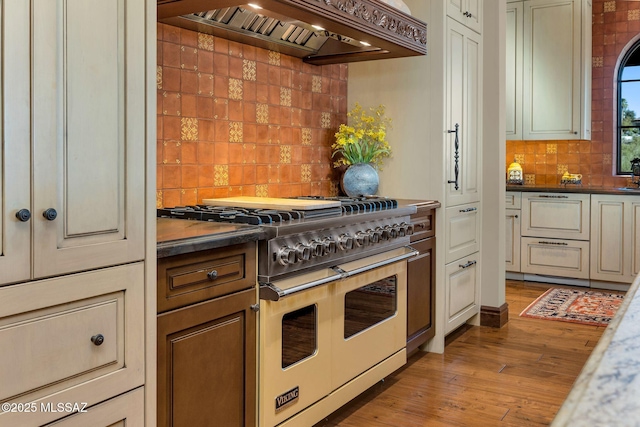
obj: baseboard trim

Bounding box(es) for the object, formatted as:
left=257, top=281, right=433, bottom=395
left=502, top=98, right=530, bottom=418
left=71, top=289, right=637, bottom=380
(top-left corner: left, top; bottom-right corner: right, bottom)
left=480, top=303, right=509, bottom=328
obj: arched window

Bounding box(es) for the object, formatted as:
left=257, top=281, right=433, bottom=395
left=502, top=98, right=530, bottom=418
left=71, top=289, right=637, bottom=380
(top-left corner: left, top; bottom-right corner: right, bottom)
left=617, top=41, right=640, bottom=174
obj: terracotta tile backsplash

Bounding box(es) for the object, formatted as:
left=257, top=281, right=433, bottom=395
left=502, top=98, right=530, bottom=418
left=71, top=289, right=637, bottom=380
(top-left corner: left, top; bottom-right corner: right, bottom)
left=506, top=0, right=640, bottom=187
left=157, top=23, right=346, bottom=208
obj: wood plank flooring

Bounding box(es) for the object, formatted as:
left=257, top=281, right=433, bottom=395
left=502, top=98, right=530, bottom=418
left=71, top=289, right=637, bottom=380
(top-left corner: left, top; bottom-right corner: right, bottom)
left=314, top=280, right=618, bottom=427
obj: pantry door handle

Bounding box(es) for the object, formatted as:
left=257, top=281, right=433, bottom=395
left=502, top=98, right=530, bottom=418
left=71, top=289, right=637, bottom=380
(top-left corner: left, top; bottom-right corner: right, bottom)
left=447, top=123, right=460, bottom=190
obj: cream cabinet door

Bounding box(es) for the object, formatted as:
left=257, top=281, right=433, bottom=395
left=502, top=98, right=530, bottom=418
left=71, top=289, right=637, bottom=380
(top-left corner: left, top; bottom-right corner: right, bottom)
left=32, top=0, right=145, bottom=278
left=506, top=208, right=521, bottom=272
left=447, top=0, right=483, bottom=34
left=0, top=0, right=31, bottom=285
left=506, top=1, right=523, bottom=139
left=522, top=0, right=585, bottom=139
left=445, top=18, right=482, bottom=206
left=445, top=252, right=481, bottom=334
left=521, top=193, right=590, bottom=240
left=444, top=203, right=480, bottom=263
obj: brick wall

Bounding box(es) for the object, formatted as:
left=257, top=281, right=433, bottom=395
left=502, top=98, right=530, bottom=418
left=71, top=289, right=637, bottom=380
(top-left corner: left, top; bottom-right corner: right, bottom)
left=156, top=23, right=347, bottom=208
left=506, top=0, right=640, bottom=187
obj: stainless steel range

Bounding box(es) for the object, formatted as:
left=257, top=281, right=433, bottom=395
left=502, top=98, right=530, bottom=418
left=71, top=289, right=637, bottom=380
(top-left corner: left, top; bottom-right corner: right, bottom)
left=158, top=196, right=418, bottom=427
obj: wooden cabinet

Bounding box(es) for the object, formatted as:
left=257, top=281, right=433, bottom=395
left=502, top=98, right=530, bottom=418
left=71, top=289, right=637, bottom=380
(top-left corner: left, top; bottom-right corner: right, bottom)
left=406, top=204, right=437, bottom=355
left=506, top=0, right=591, bottom=140
left=0, top=0, right=146, bottom=286
left=590, top=195, right=640, bottom=283
left=0, top=264, right=145, bottom=427
left=447, top=0, right=483, bottom=33
left=157, top=243, right=257, bottom=427
left=446, top=18, right=482, bottom=206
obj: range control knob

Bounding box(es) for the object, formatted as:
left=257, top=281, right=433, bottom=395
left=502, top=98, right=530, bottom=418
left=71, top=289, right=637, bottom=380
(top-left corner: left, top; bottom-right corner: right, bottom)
left=323, top=238, right=337, bottom=255
left=337, top=234, right=354, bottom=251
left=389, top=224, right=399, bottom=238
left=397, top=223, right=406, bottom=237
left=368, top=229, right=380, bottom=244
left=355, top=231, right=370, bottom=247
left=276, top=246, right=296, bottom=266
left=400, top=222, right=414, bottom=236
left=378, top=226, right=390, bottom=241
left=294, top=243, right=312, bottom=262
left=309, top=240, right=324, bottom=257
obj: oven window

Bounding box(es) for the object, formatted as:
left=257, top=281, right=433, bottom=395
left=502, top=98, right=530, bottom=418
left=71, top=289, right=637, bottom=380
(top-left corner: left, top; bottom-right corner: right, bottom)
left=281, top=304, right=317, bottom=368
left=344, top=275, right=397, bottom=339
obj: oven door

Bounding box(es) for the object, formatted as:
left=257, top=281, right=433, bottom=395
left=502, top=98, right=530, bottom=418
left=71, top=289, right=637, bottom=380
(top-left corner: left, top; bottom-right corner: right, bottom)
left=331, top=247, right=410, bottom=389
left=259, top=268, right=340, bottom=427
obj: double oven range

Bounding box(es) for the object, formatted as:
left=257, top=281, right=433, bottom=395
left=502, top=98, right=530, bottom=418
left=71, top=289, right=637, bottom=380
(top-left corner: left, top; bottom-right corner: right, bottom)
left=158, top=196, right=417, bottom=427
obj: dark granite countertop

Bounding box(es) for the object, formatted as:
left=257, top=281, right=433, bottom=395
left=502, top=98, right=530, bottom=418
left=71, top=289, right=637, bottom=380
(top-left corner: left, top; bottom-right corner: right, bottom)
left=157, top=217, right=268, bottom=258
left=506, top=184, right=640, bottom=195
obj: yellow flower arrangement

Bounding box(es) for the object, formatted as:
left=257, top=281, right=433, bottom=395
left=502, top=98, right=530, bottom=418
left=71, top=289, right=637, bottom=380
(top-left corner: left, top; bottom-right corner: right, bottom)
left=331, top=103, right=392, bottom=169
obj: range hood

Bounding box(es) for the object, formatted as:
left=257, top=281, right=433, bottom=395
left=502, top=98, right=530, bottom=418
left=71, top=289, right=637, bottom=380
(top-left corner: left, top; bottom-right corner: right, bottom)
left=157, top=0, right=426, bottom=65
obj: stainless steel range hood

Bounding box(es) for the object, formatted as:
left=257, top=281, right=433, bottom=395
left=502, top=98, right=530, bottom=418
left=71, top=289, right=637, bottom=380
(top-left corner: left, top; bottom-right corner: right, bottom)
left=157, top=0, right=426, bottom=65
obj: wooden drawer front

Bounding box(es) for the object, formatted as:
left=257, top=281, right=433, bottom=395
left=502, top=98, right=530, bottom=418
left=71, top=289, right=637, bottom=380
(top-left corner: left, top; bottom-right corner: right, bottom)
left=445, top=203, right=480, bottom=263
left=158, top=242, right=256, bottom=313
left=506, top=191, right=521, bottom=209
left=45, top=387, right=144, bottom=426
left=410, top=208, right=435, bottom=242
left=0, top=264, right=144, bottom=427
left=521, top=193, right=590, bottom=240
left=445, top=253, right=480, bottom=334
left=521, top=237, right=589, bottom=279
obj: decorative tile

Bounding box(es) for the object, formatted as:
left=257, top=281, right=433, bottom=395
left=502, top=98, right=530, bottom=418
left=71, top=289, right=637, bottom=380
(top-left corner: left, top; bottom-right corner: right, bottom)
left=301, top=164, right=311, bottom=182
left=156, top=191, right=163, bottom=208
left=557, top=164, right=569, bottom=174
left=312, top=75, right=322, bottom=93
left=321, top=112, right=331, bottom=129
left=604, top=1, right=615, bottom=13
left=198, top=33, right=214, bottom=51
left=525, top=174, right=536, bottom=185
left=593, top=56, right=604, bottom=68
left=268, top=51, right=281, bottom=66
left=280, top=87, right=292, bottom=106
left=302, top=128, right=312, bottom=145
left=243, top=59, right=257, bottom=81
left=181, top=118, right=198, bottom=141
left=604, top=153, right=612, bottom=165
left=157, top=66, right=163, bottom=89
left=257, top=103, right=269, bottom=124
left=280, top=145, right=291, bottom=163
left=229, top=78, right=243, bottom=100
left=229, top=121, right=243, bottom=142
left=515, top=154, right=525, bottom=164
left=546, top=143, right=557, bottom=154
left=214, top=165, right=229, bottom=186
left=329, top=181, right=339, bottom=197
left=256, top=184, right=268, bottom=197
left=629, top=9, right=640, bottom=21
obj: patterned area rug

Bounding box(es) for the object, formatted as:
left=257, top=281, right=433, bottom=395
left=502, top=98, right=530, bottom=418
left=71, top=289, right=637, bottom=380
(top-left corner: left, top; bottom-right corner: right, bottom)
left=520, top=288, right=624, bottom=326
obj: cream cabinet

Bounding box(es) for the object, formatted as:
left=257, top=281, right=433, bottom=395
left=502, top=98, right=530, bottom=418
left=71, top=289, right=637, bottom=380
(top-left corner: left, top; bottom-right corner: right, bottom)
left=445, top=252, right=481, bottom=333
left=445, top=18, right=482, bottom=207
left=505, top=192, right=522, bottom=272
left=447, top=0, right=483, bottom=33
left=444, top=203, right=480, bottom=264
left=506, top=0, right=591, bottom=140
left=0, top=0, right=146, bottom=286
left=590, top=195, right=640, bottom=283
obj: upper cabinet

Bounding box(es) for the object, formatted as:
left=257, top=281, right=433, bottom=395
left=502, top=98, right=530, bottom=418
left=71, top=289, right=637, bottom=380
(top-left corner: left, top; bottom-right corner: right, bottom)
left=0, top=0, right=146, bottom=285
left=506, top=0, right=592, bottom=140
left=447, top=0, right=483, bottom=34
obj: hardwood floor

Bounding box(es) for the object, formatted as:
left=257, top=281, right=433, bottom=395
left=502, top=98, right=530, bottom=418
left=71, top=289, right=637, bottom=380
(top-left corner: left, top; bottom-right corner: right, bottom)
left=314, top=280, right=615, bottom=427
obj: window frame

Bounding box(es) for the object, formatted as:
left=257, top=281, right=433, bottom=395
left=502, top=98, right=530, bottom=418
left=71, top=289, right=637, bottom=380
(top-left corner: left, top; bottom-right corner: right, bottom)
left=616, top=41, right=640, bottom=175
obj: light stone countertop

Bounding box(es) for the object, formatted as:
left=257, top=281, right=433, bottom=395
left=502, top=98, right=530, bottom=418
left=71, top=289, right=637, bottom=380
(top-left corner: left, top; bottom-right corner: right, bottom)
left=552, top=273, right=640, bottom=426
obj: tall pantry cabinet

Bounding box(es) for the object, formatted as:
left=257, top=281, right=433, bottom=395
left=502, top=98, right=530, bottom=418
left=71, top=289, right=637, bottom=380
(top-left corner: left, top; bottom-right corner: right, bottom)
left=0, top=0, right=156, bottom=425
left=348, top=0, right=485, bottom=351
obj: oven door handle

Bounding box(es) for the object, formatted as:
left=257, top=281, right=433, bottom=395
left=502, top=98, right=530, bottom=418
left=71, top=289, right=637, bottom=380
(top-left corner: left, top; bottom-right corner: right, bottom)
left=259, top=273, right=341, bottom=301
left=335, top=246, right=419, bottom=277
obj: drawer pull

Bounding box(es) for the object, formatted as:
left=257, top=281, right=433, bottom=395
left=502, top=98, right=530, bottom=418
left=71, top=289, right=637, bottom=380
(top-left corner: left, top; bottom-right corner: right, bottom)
left=507, top=214, right=519, bottom=218
left=537, top=195, right=568, bottom=198
left=459, top=260, right=477, bottom=269
left=459, top=207, right=477, bottom=213
left=91, top=334, right=105, bottom=346
left=538, top=241, right=568, bottom=246
left=416, top=223, right=426, bottom=229
left=207, top=270, right=218, bottom=280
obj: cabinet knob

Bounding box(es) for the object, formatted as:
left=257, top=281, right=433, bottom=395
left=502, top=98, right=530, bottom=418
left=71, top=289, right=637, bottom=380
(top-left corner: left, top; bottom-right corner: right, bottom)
left=207, top=270, right=218, bottom=280
left=250, top=304, right=260, bottom=312
left=43, top=208, right=57, bottom=221
left=91, top=334, right=105, bottom=346
left=15, top=209, right=31, bottom=222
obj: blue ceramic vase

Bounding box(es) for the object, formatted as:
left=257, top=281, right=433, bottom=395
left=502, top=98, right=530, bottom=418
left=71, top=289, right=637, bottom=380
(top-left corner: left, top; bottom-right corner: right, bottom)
left=341, top=163, right=379, bottom=197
